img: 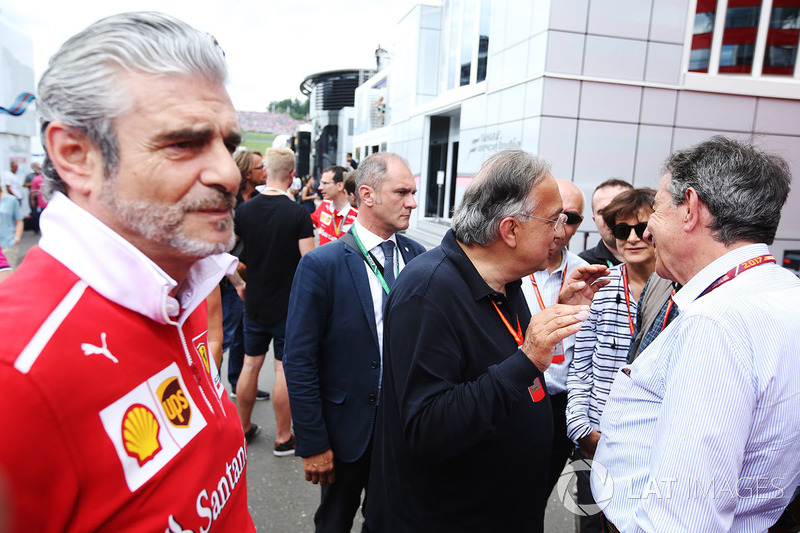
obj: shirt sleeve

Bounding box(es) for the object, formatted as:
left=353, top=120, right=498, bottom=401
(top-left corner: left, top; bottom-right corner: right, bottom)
left=385, top=294, right=540, bottom=463
left=310, top=203, right=322, bottom=228
left=298, top=208, right=315, bottom=239
left=566, top=299, right=599, bottom=443
left=283, top=253, right=330, bottom=457
left=629, top=315, right=755, bottom=532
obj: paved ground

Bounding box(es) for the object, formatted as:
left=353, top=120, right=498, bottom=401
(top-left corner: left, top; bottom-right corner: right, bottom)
left=13, top=229, right=579, bottom=532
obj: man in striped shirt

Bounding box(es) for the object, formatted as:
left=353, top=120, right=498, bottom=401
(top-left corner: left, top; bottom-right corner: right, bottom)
left=593, top=136, right=800, bottom=532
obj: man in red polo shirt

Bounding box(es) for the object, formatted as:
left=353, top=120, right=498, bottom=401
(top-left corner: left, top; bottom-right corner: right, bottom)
left=311, top=166, right=357, bottom=245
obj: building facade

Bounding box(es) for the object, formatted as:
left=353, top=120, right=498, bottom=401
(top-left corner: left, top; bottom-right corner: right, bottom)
left=351, top=0, right=800, bottom=267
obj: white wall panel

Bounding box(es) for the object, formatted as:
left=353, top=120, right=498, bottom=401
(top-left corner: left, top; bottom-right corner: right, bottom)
left=539, top=116, right=578, bottom=178
left=644, top=42, right=683, bottom=84
left=640, top=88, right=678, bottom=126
left=573, top=119, right=638, bottom=182
left=675, top=92, right=756, bottom=132
left=583, top=35, right=646, bottom=80
left=542, top=77, right=581, bottom=118
left=546, top=31, right=585, bottom=75
left=579, top=82, right=641, bottom=123
left=587, top=0, right=652, bottom=40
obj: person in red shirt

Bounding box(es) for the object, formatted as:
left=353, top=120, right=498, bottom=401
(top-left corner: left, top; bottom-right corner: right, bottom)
left=0, top=12, right=254, bottom=532
left=311, top=166, right=358, bottom=245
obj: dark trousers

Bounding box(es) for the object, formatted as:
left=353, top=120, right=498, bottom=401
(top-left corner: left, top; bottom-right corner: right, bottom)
left=315, top=442, right=372, bottom=533
left=220, top=280, right=244, bottom=388
left=575, top=449, right=604, bottom=533
left=544, top=392, right=574, bottom=504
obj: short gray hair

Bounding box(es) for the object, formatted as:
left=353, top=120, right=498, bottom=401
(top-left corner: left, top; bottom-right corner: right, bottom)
left=355, top=152, right=409, bottom=203
left=664, top=136, right=791, bottom=245
left=452, top=150, right=551, bottom=246
left=37, top=11, right=229, bottom=197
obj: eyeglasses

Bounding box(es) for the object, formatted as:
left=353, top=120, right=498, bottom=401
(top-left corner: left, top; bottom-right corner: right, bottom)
left=563, top=211, right=583, bottom=225
left=528, top=212, right=569, bottom=232
left=612, top=222, right=648, bottom=240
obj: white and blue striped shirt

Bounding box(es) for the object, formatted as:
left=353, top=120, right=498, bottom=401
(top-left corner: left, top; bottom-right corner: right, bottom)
left=566, top=264, right=637, bottom=443
left=593, top=244, right=800, bottom=532
left=520, top=250, right=588, bottom=395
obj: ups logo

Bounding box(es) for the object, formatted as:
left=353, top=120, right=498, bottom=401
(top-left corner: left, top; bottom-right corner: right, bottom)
left=157, top=377, right=191, bottom=427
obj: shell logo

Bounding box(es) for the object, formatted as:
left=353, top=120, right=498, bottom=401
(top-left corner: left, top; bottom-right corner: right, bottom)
left=197, top=342, right=210, bottom=374
left=121, top=404, right=162, bottom=466
left=157, top=377, right=192, bottom=428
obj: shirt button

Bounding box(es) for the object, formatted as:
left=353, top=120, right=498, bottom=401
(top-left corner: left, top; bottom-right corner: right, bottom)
left=370, top=361, right=379, bottom=369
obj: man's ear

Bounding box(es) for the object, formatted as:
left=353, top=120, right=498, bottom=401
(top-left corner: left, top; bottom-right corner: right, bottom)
left=498, top=216, right=518, bottom=248
left=45, top=121, right=101, bottom=196
left=359, top=184, right=375, bottom=207
left=683, top=187, right=704, bottom=233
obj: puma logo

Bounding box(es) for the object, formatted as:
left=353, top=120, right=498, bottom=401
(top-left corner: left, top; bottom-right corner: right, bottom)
left=80, top=332, right=119, bottom=364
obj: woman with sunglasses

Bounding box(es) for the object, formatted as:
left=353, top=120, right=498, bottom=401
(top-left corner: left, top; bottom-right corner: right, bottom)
left=564, top=188, right=656, bottom=526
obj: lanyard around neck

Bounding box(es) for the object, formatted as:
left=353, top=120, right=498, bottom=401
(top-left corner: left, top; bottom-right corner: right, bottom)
left=262, top=187, right=290, bottom=197
left=621, top=264, right=635, bottom=336
left=529, top=271, right=565, bottom=311
left=491, top=300, right=524, bottom=347
left=351, top=225, right=395, bottom=295
left=661, top=288, right=676, bottom=331
left=698, top=254, right=775, bottom=299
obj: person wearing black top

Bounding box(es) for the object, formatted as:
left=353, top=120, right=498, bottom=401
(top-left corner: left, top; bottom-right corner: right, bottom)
left=234, top=147, right=315, bottom=454
left=365, top=150, right=608, bottom=532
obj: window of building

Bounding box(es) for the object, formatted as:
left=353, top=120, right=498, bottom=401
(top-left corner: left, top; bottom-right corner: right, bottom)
left=689, top=0, right=800, bottom=76
left=690, top=0, right=716, bottom=72
left=441, top=0, right=491, bottom=90
left=719, top=2, right=761, bottom=73
left=763, top=1, right=800, bottom=75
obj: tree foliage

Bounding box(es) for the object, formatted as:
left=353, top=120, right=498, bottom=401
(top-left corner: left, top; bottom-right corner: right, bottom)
left=267, top=98, right=309, bottom=120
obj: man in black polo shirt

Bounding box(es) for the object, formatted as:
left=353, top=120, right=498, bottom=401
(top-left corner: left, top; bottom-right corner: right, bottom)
left=234, top=147, right=315, bottom=454
left=366, top=150, right=609, bottom=532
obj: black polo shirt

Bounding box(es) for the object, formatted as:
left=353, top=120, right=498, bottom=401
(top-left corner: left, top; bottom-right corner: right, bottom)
left=578, top=239, right=621, bottom=268
left=366, top=230, right=553, bottom=532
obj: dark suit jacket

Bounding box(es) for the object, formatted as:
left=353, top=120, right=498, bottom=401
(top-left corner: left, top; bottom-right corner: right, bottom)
left=284, top=231, right=426, bottom=463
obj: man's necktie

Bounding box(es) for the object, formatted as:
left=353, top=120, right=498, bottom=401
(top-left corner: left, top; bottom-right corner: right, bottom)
left=380, top=240, right=396, bottom=310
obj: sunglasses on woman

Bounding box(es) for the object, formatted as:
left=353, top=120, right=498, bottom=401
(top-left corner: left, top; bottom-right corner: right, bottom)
left=612, top=222, right=648, bottom=240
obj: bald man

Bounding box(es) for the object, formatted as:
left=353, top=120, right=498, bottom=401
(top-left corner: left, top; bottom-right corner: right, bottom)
left=520, top=179, right=589, bottom=508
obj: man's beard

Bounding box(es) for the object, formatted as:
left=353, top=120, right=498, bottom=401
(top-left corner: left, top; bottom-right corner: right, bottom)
left=102, top=180, right=236, bottom=258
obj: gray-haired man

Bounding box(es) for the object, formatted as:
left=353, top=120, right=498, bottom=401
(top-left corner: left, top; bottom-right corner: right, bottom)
left=366, top=149, right=609, bottom=532
left=0, top=12, right=254, bottom=531
left=594, top=137, right=800, bottom=532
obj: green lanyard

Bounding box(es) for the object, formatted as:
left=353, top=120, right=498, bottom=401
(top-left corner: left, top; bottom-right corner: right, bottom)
left=351, top=225, right=396, bottom=295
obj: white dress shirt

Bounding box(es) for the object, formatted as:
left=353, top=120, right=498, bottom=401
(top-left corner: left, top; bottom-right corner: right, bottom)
left=520, top=250, right=587, bottom=394
left=350, top=219, right=405, bottom=356
left=593, top=243, right=800, bottom=532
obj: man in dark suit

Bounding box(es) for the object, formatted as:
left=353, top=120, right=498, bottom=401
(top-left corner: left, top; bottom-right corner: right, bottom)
left=284, top=152, right=425, bottom=532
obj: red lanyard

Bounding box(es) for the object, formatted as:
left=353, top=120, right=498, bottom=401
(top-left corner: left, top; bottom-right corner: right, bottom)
left=529, top=272, right=565, bottom=311
left=620, top=265, right=635, bottom=336
left=661, top=289, right=676, bottom=331
left=491, top=300, right=523, bottom=347
left=698, top=254, right=776, bottom=298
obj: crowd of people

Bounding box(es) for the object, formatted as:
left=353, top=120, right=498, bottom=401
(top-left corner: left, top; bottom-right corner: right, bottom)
left=236, top=110, right=308, bottom=136
left=0, top=11, right=799, bottom=533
